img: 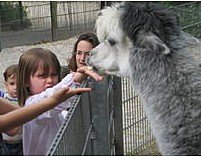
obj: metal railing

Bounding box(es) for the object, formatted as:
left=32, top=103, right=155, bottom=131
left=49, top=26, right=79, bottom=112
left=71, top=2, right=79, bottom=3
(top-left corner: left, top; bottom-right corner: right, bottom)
left=121, top=79, right=154, bottom=154
left=47, top=76, right=123, bottom=155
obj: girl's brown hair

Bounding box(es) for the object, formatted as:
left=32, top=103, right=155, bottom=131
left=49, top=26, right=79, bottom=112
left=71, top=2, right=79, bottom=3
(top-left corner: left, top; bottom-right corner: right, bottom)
left=67, top=32, right=99, bottom=72
left=17, top=48, right=61, bottom=106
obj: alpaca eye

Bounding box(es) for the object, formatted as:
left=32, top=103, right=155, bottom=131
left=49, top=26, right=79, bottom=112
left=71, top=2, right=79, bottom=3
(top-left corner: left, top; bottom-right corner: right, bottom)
left=108, top=39, right=116, bottom=46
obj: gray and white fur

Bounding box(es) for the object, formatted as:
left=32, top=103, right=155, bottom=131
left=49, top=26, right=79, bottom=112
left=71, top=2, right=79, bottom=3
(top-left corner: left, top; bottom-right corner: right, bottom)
left=88, top=2, right=201, bottom=155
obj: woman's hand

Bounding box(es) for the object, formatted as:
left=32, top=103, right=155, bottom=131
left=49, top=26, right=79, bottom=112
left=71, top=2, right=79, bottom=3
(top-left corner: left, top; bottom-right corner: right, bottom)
left=77, top=66, right=104, bottom=81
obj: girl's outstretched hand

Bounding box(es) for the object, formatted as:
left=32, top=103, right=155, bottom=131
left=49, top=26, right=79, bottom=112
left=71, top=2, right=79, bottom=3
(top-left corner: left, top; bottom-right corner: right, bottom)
left=51, top=87, right=92, bottom=104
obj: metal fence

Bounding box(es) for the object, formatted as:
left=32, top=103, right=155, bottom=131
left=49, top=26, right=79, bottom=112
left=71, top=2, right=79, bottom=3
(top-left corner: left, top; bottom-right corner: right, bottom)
left=0, top=1, right=101, bottom=50
left=121, top=78, right=154, bottom=155
left=47, top=76, right=123, bottom=155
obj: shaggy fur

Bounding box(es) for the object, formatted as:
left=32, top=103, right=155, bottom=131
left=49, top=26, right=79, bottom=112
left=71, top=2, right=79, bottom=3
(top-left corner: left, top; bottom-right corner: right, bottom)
left=88, top=2, right=201, bottom=155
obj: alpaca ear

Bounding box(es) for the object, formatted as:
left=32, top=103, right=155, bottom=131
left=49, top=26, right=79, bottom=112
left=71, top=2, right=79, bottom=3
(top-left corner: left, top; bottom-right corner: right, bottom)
left=154, top=36, right=170, bottom=55
left=136, top=32, right=171, bottom=55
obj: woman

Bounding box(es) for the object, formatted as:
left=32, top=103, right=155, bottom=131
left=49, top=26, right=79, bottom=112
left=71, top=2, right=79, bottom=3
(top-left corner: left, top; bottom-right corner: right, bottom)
left=67, top=32, right=99, bottom=73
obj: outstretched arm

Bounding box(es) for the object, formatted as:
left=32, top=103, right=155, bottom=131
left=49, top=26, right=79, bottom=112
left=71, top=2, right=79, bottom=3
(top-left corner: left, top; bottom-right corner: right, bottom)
left=0, top=98, right=19, bottom=114
left=0, top=98, right=21, bottom=135
left=0, top=87, right=91, bottom=132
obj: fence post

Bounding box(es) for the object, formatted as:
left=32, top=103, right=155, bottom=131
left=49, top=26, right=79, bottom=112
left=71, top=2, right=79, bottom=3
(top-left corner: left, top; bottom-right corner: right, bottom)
left=113, top=76, right=124, bottom=155
left=67, top=2, right=73, bottom=30
left=50, top=1, right=57, bottom=41
left=19, top=2, right=23, bottom=24
left=89, top=76, right=111, bottom=155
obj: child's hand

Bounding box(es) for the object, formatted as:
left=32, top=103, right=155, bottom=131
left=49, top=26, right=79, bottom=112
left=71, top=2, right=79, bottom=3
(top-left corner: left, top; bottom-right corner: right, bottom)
left=51, top=87, right=92, bottom=104
left=77, top=66, right=104, bottom=81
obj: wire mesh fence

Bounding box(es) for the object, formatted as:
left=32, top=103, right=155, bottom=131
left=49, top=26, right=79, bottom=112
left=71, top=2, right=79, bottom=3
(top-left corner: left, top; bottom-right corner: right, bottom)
left=0, top=1, right=101, bottom=50
left=47, top=76, right=120, bottom=155
left=122, top=78, right=154, bottom=155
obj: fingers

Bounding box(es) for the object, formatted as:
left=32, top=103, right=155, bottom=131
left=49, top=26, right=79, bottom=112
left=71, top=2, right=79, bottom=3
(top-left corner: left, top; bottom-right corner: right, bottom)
left=53, top=87, right=92, bottom=103
left=51, top=88, right=70, bottom=104
left=60, top=87, right=92, bottom=95
left=77, top=66, right=104, bottom=81
left=88, top=72, right=103, bottom=81
left=72, top=88, right=92, bottom=94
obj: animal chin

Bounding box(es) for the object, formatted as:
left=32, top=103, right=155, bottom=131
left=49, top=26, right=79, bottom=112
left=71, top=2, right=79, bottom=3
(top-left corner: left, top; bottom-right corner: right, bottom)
left=106, top=71, right=122, bottom=77
left=92, top=65, right=120, bottom=76
left=102, top=68, right=121, bottom=77
left=92, top=66, right=107, bottom=76
left=89, top=65, right=107, bottom=76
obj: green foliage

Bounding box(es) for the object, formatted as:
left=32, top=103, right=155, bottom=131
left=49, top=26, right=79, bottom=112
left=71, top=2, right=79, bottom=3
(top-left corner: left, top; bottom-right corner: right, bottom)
left=0, top=2, right=28, bottom=23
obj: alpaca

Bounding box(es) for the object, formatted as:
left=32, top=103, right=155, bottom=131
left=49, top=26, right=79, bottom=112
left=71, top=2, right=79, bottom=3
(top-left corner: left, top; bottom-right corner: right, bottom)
left=87, top=2, right=201, bottom=155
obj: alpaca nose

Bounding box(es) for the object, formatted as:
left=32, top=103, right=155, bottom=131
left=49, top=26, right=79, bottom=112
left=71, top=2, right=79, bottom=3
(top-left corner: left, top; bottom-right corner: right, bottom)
left=86, top=57, right=92, bottom=66
left=88, top=51, right=93, bottom=57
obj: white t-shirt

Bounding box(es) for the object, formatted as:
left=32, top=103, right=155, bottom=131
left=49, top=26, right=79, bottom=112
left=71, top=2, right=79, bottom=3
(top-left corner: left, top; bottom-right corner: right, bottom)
left=2, top=93, right=22, bottom=142
left=23, top=73, right=80, bottom=155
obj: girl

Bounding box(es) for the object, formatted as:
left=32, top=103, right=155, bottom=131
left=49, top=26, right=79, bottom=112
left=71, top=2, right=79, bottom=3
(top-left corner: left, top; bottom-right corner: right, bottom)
left=17, top=47, right=102, bottom=155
